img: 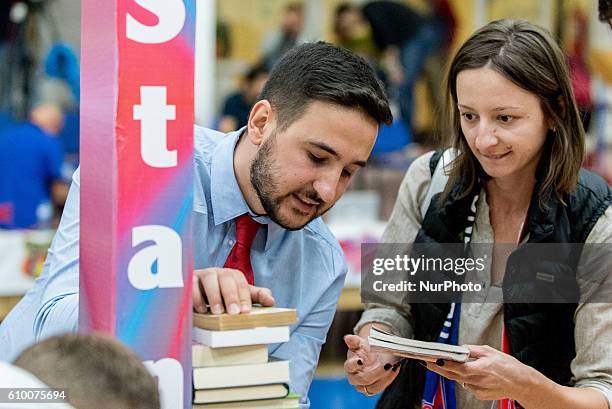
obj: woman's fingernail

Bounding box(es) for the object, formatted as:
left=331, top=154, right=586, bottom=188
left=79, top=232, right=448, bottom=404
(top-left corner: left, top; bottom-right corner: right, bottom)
left=384, top=363, right=392, bottom=371
left=436, top=359, right=445, bottom=367
left=357, top=359, right=363, bottom=366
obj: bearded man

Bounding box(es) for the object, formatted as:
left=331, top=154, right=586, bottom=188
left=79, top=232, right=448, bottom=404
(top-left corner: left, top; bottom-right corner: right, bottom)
left=0, top=42, right=392, bottom=408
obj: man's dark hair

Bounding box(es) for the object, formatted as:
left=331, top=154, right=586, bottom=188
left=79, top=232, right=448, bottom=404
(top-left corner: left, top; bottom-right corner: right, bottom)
left=14, top=334, right=160, bottom=409
left=259, top=41, right=392, bottom=129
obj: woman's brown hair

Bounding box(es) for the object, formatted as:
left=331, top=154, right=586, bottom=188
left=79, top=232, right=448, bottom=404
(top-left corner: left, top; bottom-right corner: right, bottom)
left=440, top=19, right=584, bottom=208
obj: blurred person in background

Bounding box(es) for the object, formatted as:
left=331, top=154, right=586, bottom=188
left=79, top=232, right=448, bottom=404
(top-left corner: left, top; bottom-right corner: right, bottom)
left=566, top=8, right=593, bottom=132
left=0, top=103, right=68, bottom=229
left=333, top=2, right=380, bottom=65
left=218, top=63, right=270, bottom=133
left=600, top=0, right=612, bottom=28
left=333, top=1, right=447, bottom=143
left=261, top=2, right=307, bottom=70
left=1, top=333, right=160, bottom=409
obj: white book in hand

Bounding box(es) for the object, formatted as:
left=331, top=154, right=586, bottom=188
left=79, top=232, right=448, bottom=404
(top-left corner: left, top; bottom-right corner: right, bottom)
left=192, top=326, right=289, bottom=348
left=368, top=326, right=470, bottom=363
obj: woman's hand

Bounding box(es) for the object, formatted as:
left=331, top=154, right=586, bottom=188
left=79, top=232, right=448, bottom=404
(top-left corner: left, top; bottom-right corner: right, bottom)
left=427, top=344, right=609, bottom=409
left=343, top=323, right=402, bottom=397
left=425, top=345, right=532, bottom=401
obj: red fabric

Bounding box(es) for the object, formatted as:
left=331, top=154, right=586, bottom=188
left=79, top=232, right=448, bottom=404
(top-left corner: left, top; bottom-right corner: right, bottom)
left=433, top=0, right=456, bottom=50
left=223, top=214, right=261, bottom=285
left=0, top=203, right=12, bottom=224
left=498, top=327, right=521, bottom=409
left=433, top=381, right=445, bottom=409
left=568, top=10, right=592, bottom=110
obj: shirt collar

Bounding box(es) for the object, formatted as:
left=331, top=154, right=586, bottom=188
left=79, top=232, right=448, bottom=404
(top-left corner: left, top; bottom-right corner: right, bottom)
left=210, top=128, right=252, bottom=225
left=209, top=128, right=287, bottom=248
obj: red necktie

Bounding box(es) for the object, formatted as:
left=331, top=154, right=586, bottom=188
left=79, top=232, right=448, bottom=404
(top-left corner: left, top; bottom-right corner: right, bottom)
left=223, top=214, right=261, bottom=285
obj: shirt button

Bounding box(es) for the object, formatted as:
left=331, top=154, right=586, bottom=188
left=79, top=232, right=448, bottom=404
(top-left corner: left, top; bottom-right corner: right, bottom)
left=228, top=239, right=235, bottom=246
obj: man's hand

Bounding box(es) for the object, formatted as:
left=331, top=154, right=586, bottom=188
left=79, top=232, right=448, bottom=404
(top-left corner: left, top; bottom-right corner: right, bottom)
left=192, top=268, right=275, bottom=315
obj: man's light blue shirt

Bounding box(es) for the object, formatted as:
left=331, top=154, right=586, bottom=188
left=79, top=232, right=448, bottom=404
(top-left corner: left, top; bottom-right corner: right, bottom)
left=0, top=126, right=347, bottom=406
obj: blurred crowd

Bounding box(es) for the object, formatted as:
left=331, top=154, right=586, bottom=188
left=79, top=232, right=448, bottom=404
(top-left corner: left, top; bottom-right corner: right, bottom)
left=1, top=0, right=78, bottom=230
left=214, top=0, right=612, bottom=220
left=217, top=0, right=455, bottom=147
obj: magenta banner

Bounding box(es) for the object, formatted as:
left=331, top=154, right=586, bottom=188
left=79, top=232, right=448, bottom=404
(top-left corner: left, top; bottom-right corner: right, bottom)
left=80, top=1, right=195, bottom=407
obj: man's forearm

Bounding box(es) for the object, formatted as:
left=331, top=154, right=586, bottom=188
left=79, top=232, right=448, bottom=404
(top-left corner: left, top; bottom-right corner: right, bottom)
left=34, top=293, right=78, bottom=341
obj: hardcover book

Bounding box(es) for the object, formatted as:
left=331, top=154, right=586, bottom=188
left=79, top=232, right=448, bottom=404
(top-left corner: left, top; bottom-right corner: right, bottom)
left=193, top=307, right=297, bottom=331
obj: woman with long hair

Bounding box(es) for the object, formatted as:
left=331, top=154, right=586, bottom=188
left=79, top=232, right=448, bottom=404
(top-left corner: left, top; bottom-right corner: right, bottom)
left=344, top=19, right=611, bottom=409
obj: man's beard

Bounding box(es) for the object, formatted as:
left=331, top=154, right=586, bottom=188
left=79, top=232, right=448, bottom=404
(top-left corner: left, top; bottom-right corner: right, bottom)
left=250, top=133, right=325, bottom=230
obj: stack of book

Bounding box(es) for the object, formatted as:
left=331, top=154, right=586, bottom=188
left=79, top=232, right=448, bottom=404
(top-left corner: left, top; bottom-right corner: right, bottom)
left=192, top=307, right=300, bottom=409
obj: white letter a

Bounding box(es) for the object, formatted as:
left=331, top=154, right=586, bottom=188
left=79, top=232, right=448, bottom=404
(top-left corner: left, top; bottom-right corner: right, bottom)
left=128, top=225, right=183, bottom=290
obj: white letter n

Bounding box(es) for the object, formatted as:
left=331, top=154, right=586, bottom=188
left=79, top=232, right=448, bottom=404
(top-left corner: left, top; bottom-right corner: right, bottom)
left=144, top=358, right=184, bottom=409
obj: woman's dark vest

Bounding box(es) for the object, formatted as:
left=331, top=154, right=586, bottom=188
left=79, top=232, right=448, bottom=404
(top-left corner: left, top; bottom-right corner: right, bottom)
left=376, top=152, right=611, bottom=409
